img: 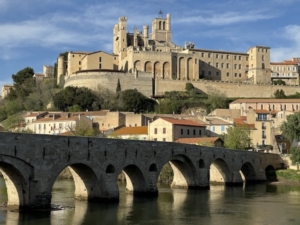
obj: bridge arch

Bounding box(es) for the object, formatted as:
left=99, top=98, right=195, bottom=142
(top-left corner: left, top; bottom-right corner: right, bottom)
left=0, top=162, right=28, bottom=206
left=50, top=163, right=101, bottom=201
left=210, top=158, right=231, bottom=184
left=240, top=162, right=256, bottom=183
left=122, top=164, right=146, bottom=194
left=0, top=156, right=33, bottom=207
left=265, top=165, right=277, bottom=181
left=168, top=154, right=197, bottom=189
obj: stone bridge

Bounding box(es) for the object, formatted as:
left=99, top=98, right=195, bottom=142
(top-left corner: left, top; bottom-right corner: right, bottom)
left=0, top=132, right=283, bottom=208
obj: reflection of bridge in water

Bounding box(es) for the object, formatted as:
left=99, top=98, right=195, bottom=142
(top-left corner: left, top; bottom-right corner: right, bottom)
left=0, top=132, right=283, bottom=208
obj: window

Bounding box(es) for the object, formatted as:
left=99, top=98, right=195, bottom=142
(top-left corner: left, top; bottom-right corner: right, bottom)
left=187, top=129, right=190, bottom=135
left=38, top=124, right=41, bottom=130
left=226, top=55, right=229, bottom=59
left=44, top=124, right=46, bottom=129
left=163, top=128, right=166, bottom=134
left=181, top=129, right=183, bottom=134
left=216, top=63, right=219, bottom=68
left=211, top=126, right=215, bottom=132
left=99, top=57, right=102, bottom=62
left=234, top=56, right=237, bottom=60
left=59, top=123, right=63, bottom=129
left=216, top=72, right=219, bottom=76
left=234, top=73, right=237, bottom=77
left=221, top=55, right=223, bottom=59
left=234, top=64, right=237, bottom=69
left=79, top=61, right=81, bottom=65
left=163, top=138, right=166, bottom=142
left=201, top=53, right=204, bottom=57
left=193, top=129, right=196, bottom=135
left=262, top=55, right=264, bottom=61
left=239, top=56, right=241, bottom=60
left=239, top=73, right=241, bottom=77
left=216, top=54, right=219, bottom=59
left=227, top=72, right=229, bottom=76
left=208, top=53, right=211, bottom=58
left=221, top=125, right=225, bottom=132
left=221, top=63, right=224, bottom=68
left=246, top=56, right=248, bottom=61
left=154, top=128, right=157, bottom=134
left=261, top=104, right=263, bottom=109
left=239, top=64, right=242, bottom=69
left=199, top=130, right=202, bottom=135
left=99, top=64, right=102, bottom=69
left=226, top=63, right=229, bottom=69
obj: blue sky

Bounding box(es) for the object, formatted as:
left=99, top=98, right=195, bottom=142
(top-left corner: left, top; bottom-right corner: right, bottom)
left=1, top=0, right=300, bottom=91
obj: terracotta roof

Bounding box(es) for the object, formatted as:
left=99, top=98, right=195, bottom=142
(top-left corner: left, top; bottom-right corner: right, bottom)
left=205, top=117, right=232, bottom=125
left=26, top=112, right=49, bottom=117
left=253, top=109, right=277, bottom=115
left=159, top=117, right=206, bottom=127
left=231, top=99, right=300, bottom=103
left=110, top=126, right=148, bottom=135
left=176, top=137, right=222, bottom=144
left=270, top=61, right=298, bottom=65
left=234, top=118, right=255, bottom=129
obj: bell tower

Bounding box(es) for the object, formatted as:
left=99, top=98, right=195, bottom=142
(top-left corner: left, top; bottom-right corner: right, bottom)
left=151, top=11, right=172, bottom=43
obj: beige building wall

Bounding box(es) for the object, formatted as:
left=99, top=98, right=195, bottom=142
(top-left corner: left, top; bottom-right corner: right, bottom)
left=192, top=49, right=249, bottom=82
left=247, top=46, right=271, bottom=84
left=68, top=52, right=89, bottom=75
left=1, top=85, right=14, bottom=99
left=81, top=51, right=118, bottom=71
left=94, top=112, right=125, bottom=131
left=148, top=118, right=206, bottom=142
left=27, top=114, right=92, bottom=135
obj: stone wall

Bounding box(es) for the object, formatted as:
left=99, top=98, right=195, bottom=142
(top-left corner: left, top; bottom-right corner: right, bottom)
left=155, top=79, right=300, bottom=98
left=64, top=71, right=153, bottom=97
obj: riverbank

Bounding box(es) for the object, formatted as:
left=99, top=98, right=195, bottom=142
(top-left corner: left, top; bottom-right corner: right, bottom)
left=273, top=169, right=300, bottom=186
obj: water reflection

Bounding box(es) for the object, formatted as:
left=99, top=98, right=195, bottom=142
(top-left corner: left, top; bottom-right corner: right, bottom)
left=1, top=178, right=300, bottom=224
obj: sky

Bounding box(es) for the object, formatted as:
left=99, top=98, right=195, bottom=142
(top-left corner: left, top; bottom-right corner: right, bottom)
left=1, top=0, right=300, bottom=91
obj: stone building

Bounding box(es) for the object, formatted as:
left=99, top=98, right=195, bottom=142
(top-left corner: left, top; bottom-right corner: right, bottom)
left=57, top=13, right=280, bottom=97
left=230, top=98, right=300, bottom=116
left=148, top=117, right=206, bottom=142
left=271, top=58, right=300, bottom=85
left=1, top=84, right=14, bottom=99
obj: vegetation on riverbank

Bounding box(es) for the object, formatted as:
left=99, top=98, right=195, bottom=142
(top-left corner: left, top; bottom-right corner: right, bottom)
left=276, top=169, right=300, bottom=183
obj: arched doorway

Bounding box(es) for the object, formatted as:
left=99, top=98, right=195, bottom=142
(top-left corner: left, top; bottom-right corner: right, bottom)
left=154, top=62, right=161, bottom=78
left=134, top=60, right=142, bottom=72
left=163, top=62, right=170, bottom=79
left=179, top=57, right=185, bottom=80
left=187, top=58, right=193, bottom=80
left=145, top=61, right=152, bottom=73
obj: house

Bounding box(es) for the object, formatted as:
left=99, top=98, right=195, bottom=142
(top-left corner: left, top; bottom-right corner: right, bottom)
left=230, top=98, right=300, bottom=116
left=148, top=117, right=206, bottom=142
left=176, top=137, right=224, bottom=147
left=204, top=116, right=233, bottom=137
left=26, top=113, right=92, bottom=135
left=109, top=126, right=148, bottom=140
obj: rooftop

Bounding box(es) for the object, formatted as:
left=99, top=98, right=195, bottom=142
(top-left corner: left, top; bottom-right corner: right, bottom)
left=110, top=126, right=148, bottom=135
left=231, top=98, right=300, bottom=104
left=160, top=117, right=206, bottom=127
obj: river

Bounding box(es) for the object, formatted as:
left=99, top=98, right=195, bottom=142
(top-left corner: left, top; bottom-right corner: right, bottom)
left=0, top=178, right=300, bottom=225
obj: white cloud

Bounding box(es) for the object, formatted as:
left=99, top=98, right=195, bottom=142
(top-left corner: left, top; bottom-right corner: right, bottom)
left=175, top=10, right=276, bottom=26
left=271, top=25, right=300, bottom=61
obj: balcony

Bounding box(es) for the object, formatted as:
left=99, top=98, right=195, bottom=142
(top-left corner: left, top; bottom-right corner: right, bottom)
left=262, top=134, right=266, bottom=139
left=271, top=72, right=298, bottom=79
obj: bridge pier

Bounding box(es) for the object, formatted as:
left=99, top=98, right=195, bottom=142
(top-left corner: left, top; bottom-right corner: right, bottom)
left=225, top=171, right=244, bottom=186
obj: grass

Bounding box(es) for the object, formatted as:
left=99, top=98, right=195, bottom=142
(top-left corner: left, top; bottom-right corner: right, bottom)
left=276, top=169, right=300, bottom=182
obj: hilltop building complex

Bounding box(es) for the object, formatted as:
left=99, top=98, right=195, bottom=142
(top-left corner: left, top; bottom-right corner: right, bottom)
left=54, top=13, right=300, bottom=98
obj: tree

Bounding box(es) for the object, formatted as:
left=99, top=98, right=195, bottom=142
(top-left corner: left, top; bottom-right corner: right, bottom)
left=53, top=86, right=100, bottom=111
left=67, top=120, right=99, bottom=137
left=273, top=79, right=286, bottom=85
left=12, top=67, right=34, bottom=86
left=116, top=79, right=121, bottom=92
left=115, top=89, right=156, bottom=113
left=68, top=104, right=83, bottom=112
left=290, top=147, right=300, bottom=170
left=274, top=89, right=286, bottom=99
left=224, top=125, right=251, bottom=150
left=206, top=87, right=228, bottom=113
left=2, top=114, right=25, bottom=132
left=280, top=112, right=300, bottom=143
left=185, top=82, right=194, bottom=92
